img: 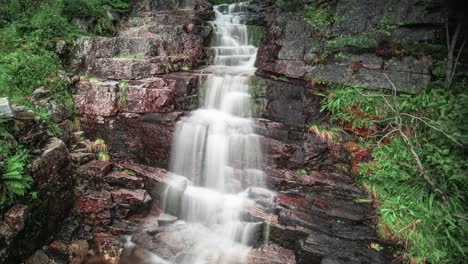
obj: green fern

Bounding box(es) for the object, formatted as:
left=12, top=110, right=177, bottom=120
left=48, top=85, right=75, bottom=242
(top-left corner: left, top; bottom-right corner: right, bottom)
left=1, top=149, right=32, bottom=203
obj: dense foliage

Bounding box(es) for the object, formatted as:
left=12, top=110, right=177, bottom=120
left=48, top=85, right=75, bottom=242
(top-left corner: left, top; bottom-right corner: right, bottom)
left=318, top=78, right=467, bottom=262
left=0, top=0, right=130, bottom=205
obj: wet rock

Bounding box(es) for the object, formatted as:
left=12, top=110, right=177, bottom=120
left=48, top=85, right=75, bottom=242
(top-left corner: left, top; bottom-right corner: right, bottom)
left=25, top=251, right=50, bottom=264
left=4, top=205, right=29, bottom=233
left=75, top=190, right=112, bottom=214
left=111, top=189, right=151, bottom=208
left=119, top=163, right=171, bottom=202
left=76, top=160, right=113, bottom=180
left=105, top=171, right=144, bottom=189
left=74, top=81, right=120, bottom=117
left=157, top=214, right=178, bottom=226
left=248, top=243, right=296, bottom=264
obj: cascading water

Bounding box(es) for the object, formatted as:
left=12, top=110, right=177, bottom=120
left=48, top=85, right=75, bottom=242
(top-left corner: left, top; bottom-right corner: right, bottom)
left=156, top=2, right=271, bottom=263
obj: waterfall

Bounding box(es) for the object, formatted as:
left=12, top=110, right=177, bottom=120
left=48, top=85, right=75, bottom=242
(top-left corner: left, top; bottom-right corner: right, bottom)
left=157, top=2, right=270, bottom=263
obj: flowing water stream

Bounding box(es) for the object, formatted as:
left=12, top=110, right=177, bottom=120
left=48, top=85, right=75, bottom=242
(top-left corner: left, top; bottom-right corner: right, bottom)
left=155, top=2, right=270, bottom=263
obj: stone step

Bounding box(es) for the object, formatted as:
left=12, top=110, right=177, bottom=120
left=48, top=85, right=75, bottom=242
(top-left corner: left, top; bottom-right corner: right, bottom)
left=90, top=37, right=165, bottom=58
left=89, top=57, right=186, bottom=80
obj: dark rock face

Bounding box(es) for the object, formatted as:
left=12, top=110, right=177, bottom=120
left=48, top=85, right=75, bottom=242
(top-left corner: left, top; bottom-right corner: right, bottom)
left=253, top=0, right=442, bottom=93
left=262, top=77, right=321, bottom=129
left=1, top=135, right=74, bottom=263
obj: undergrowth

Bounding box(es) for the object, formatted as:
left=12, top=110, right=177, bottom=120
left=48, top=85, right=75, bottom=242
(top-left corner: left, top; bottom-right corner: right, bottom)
left=318, top=80, right=467, bottom=263
left=0, top=0, right=131, bottom=205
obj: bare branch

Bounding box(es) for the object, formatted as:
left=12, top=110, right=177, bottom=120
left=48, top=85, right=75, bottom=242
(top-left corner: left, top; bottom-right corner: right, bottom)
left=398, top=128, right=447, bottom=203
left=400, top=113, right=462, bottom=146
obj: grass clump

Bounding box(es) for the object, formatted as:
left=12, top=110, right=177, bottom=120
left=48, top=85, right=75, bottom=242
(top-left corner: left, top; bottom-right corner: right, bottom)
left=0, top=121, right=33, bottom=205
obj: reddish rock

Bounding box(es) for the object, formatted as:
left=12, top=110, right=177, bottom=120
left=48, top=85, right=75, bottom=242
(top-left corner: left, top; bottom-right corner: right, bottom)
left=248, top=243, right=296, bottom=264
left=4, top=205, right=29, bottom=232
left=123, top=78, right=174, bottom=113
left=74, top=81, right=119, bottom=117
left=139, top=120, right=174, bottom=167
left=75, top=190, right=112, bottom=214
left=105, top=171, right=144, bottom=189
left=111, top=189, right=151, bottom=206
left=76, top=160, right=113, bottom=180
left=119, top=163, right=168, bottom=200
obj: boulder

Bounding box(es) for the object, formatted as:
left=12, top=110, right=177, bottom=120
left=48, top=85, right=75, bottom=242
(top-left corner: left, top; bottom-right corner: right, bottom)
left=111, top=189, right=151, bottom=207
left=0, top=97, right=14, bottom=119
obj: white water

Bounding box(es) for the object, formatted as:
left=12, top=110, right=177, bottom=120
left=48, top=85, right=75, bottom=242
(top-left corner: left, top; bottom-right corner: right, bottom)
left=156, top=2, right=271, bottom=263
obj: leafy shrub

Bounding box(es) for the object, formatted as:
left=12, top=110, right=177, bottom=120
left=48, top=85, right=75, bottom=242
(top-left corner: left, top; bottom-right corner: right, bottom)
left=0, top=42, right=61, bottom=97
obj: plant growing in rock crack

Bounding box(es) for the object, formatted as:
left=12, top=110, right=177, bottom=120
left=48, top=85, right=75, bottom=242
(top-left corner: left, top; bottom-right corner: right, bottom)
left=115, top=53, right=144, bottom=59
left=308, top=122, right=341, bottom=147
left=180, top=65, right=190, bottom=71
left=295, top=169, right=307, bottom=175
left=118, top=81, right=128, bottom=108
left=164, top=63, right=173, bottom=74
left=0, top=149, right=33, bottom=204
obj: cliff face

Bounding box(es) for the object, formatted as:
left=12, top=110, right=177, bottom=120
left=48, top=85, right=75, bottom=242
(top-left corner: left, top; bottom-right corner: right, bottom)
left=252, top=0, right=442, bottom=94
